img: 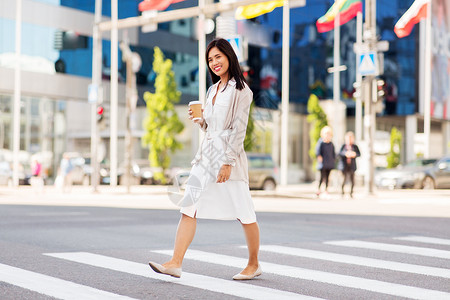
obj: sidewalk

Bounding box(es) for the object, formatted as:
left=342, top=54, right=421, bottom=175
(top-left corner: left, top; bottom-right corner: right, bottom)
left=0, top=184, right=449, bottom=218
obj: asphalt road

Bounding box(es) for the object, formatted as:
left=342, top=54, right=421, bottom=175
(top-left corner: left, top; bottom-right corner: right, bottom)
left=1, top=203, right=449, bottom=300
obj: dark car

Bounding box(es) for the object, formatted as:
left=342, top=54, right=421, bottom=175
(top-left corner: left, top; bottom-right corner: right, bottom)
left=421, top=157, right=450, bottom=189
left=375, top=158, right=440, bottom=189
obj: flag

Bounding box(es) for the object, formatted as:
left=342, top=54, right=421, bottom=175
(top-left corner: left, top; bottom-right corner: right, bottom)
left=139, top=0, right=186, bottom=12
left=235, top=0, right=284, bottom=20
left=394, top=0, right=429, bottom=38
left=316, top=0, right=363, bottom=33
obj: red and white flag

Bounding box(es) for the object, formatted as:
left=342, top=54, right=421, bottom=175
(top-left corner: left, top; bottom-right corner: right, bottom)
left=139, top=0, right=186, bottom=12
left=394, top=0, right=430, bottom=38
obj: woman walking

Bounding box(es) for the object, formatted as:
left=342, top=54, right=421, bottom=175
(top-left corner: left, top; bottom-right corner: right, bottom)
left=316, top=126, right=335, bottom=196
left=338, top=131, right=360, bottom=198
left=148, top=38, right=261, bottom=280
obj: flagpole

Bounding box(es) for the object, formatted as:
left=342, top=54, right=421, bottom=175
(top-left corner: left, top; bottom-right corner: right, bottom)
left=423, top=0, right=431, bottom=158
left=280, top=0, right=290, bottom=186
left=333, top=0, right=341, bottom=142
left=355, top=11, right=362, bottom=142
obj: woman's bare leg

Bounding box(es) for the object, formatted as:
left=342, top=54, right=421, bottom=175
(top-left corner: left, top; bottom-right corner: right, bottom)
left=239, top=221, right=260, bottom=275
left=163, top=213, right=197, bottom=268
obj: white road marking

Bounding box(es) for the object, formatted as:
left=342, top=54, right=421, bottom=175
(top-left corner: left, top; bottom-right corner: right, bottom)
left=394, top=236, right=450, bottom=246
left=0, top=263, right=135, bottom=300
left=378, top=198, right=450, bottom=205
left=154, top=249, right=450, bottom=300
left=325, top=240, right=450, bottom=259
left=259, top=245, right=450, bottom=279
left=45, top=252, right=316, bottom=300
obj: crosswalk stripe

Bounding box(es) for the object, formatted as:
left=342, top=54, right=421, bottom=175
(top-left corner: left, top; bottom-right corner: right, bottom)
left=45, top=252, right=315, bottom=300
left=259, top=245, right=450, bottom=279
left=394, top=236, right=450, bottom=246
left=154, top=249, right=450, bottom=300
left=325, top=240, right=450, bottom=259
left=0, top=263, right=136, bottom=300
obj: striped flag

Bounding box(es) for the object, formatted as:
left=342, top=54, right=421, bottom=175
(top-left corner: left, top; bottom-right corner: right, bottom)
left=139, top=0, right=186, bottom=12
left=316, top=0, right=363, bottom=33
left=235, top=0, right=284, bottom=20
left=394, top=0, right=429, bottom=38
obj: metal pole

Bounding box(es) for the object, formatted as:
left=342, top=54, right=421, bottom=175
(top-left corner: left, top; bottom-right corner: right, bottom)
left=423, top=0, right=432, bottom=158
left=363, top=0, right=376, bottom=194
left=333, top=0, right=341, bottom=105
left=91, top=0, right=102, bottom=192
left=110, top=0, right=119, bottom=186
left=13, top=0, right=22, bottom=187
left=124, top=45, right=132, bottom=194
left=195, top=0, right=207, bottom=158
left=280, top=0, right=290, bottom=186
left=355, top=11, right=363, bottom=142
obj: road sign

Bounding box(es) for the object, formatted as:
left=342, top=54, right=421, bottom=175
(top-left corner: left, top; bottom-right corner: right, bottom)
left=88, top=84, right=98, bottom=103
left=358, top=52, right=377, bottom=76
left=227, top=36, right=243, bottom=63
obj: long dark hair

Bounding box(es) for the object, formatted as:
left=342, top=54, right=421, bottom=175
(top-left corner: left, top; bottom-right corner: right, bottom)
left=205, top=38, right=247, bottom=91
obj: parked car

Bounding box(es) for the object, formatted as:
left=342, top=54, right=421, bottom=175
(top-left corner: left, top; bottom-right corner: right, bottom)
left=0, top=151, right=31, bottom=185
left=247, top=153, right=278, bottom=190
left=100, top=159, right=162, bottom=185
left=69, top=155, right=92, bottom=185
left=375, top=158, right=439, bottom=189
left=173, top=153, right=279, bottom=191
left=421, top=156, right=450, bottom=189
left=117, top=159, right=160, bottom=185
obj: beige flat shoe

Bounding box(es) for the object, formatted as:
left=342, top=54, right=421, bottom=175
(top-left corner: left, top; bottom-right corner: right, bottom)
left=148, top=261, right=182, bottom=278
left=232, top=265, right=262, bottom=280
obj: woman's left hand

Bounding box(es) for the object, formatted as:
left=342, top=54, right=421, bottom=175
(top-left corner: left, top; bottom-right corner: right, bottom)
left=217, top=164, right=232, bottom=183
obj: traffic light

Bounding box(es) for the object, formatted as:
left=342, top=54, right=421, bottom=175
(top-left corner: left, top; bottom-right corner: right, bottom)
left=353, top=81, right=361, bottom=99
left=376, top=79, right=385, bottom=102
left=97, top=106, right=104, bottom=123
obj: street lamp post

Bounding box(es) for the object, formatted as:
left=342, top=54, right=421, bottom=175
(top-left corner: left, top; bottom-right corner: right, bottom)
left=13, top=0, right=22, bottom=187
left=120, top=41, right=141, bottom=193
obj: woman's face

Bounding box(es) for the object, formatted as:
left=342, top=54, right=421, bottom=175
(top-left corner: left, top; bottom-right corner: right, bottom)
left=208, top=46, right=229, bottom=79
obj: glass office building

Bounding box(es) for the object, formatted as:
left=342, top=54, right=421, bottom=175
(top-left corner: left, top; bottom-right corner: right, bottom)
left=0, top=0, right=448, bottom=182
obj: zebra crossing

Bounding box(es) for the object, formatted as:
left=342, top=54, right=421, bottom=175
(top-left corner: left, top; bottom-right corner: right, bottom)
left=1, top=235, right=449, bottom=300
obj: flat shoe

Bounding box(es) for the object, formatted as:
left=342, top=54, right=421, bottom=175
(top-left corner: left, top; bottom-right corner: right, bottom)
left=148, top=261, right=182, bottom=278
left=232, top=265, right=262, bottom=280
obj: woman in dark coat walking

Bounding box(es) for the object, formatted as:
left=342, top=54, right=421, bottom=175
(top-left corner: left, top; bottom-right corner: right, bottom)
left=338, top=131, right=360, bottom=198
left=315, top=126, right=335, bottom=196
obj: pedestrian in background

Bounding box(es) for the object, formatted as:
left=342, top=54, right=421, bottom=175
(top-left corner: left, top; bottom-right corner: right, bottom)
left=148, top=38, right=261, bottom=280
left=55, top=153, right=73, bottom=193
left=316, top=126, right=335, bottom=197
left=338, top=131, right=360, bottom=198
left=30, top=159, right=44, bottom=192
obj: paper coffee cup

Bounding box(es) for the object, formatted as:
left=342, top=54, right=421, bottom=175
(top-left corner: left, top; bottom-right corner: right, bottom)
left=189, top=101, right=202, bottom=121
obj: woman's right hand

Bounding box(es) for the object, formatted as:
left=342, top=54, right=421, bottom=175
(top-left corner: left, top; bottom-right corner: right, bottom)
left=188, top=108, right=205, bottom=126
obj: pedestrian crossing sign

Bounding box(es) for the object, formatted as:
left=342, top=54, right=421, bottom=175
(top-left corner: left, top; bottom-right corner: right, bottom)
left=227, top=36, right=244, bottom=63
left=358, top=52, right=377, bottom=76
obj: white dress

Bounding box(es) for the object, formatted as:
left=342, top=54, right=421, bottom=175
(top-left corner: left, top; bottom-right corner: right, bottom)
left=180, top=82, right=256, bottom=224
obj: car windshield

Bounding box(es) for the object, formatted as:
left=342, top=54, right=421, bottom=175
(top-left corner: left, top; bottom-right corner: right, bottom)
left=248, top=156, right=274, bottom=168
left=404, top=159, right=436, bottom=167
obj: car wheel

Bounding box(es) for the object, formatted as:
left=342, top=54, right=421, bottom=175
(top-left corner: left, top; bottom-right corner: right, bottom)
left=262, top=179, right=276, bottom=191
left=422, top=176, right=435, bottom=189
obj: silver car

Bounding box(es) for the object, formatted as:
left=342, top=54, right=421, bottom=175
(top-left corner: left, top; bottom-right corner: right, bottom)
left=173, top=153, right=279, bottom=191
left=375, top=158, right=437, bottom=189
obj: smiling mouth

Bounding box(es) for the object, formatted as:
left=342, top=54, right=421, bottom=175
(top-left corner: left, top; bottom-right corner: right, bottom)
left=214, top=66, right=221, bottom=72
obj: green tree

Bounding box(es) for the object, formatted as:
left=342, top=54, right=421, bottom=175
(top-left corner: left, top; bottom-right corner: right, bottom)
left=142, top=47, right=184, bottom=183
left=244, top=102, right=255, bottom=152
left=307, top=94, right=328, bottom=170
left=386, top=126, right=402, bottom=169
